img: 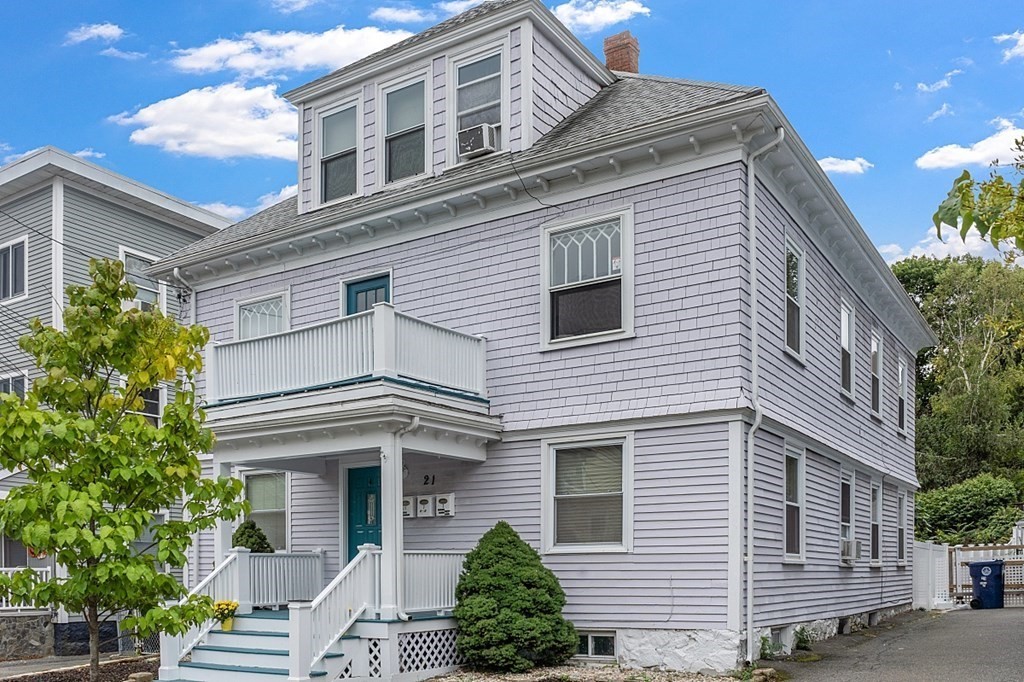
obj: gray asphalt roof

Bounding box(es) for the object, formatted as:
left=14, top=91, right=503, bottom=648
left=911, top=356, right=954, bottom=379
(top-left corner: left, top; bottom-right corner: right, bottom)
left=165, top=72, right=763, bottom=264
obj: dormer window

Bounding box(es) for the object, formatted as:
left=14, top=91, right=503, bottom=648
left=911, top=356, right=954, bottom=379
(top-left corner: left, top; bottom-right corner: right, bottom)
left=321, top=105, right=358, bottom=203
left=385, top=81, right=426, bottom=183
left=456, top=53, right=501, bottom=147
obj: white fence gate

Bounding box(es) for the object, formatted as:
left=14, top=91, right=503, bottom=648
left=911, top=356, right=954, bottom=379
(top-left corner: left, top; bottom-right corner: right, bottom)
left=913, top=541, right=952, bottom=610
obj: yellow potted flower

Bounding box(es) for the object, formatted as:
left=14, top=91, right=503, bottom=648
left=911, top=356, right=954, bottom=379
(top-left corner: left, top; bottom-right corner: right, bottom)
left=213, top=600, right=239, bottom=632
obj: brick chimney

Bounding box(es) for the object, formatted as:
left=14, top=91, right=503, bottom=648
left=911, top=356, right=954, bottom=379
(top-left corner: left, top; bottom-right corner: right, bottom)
left=603, top=30, right=639, bottom=73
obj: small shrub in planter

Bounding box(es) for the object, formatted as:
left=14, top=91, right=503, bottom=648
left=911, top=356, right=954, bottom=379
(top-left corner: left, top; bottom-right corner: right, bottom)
left=454, top=521, right=577, bottom=672
left=231, top=519, right=275, bottom=553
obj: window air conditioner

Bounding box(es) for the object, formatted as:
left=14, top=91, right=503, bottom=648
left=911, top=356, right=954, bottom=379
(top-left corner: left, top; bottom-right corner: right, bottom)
left=841, top=539, right=862, bottom=563
left=457, top=123, right=498, bottom=159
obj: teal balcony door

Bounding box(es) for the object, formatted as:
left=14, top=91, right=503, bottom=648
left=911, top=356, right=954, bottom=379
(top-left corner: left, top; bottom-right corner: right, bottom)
left=347, top=466, right=382, bottom=560
left=346, top=275, right=390, bottom=315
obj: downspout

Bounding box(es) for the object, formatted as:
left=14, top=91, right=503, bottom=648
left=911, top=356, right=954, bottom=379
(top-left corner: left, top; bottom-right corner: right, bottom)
left=394, top=416, right=420, bottom=622
left=744, top=126, right=785, bottom=664
left=173, top=266, right=198, bottom=588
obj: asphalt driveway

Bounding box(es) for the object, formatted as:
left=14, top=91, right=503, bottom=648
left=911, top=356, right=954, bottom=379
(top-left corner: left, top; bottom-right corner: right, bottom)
left=771, top=607, right=1023, bottom=682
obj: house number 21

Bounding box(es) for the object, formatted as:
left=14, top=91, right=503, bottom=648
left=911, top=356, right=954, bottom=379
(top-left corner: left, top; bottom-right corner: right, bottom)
left=423, top=475, right=436, bottom=486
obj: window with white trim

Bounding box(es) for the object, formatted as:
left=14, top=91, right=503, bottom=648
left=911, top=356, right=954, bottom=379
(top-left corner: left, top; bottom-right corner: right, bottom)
left=545, top=436, right=631, bottom=552
left=237, top=295, right=287, bottom=340
left=385, top=80, right=425, bottom=183
left=841, top=299, right=855, bottom=396
left=1, top=534, right=28, bottom=568
left=0, top=236, right=27, bottom=302
left=123, top=252, right=161, bottom=311
left=133, top=386, right=162, bottom=426
left=840, top=472, right=853, bottom=544
left=577, top=632, right=615, bottom=659
left=785, top=240, right=804, bottom=355
left=321, top=104, right=358, bottom=203
left=545, top=214, right=630, bottom=344
left=897, top=357, right=908, bottom=432
left=0, top=373, right=27, bottom=399
left=455, top=53, right=502, bottom=147
left=245, top=472, right=287, bottom=551
left=871, top=331, right=883, bottom=417
left=870, top=484, right=881, bottom=563
left=897, top=491, right=907, bottom=562
left=785, top=447, right=804, bottom=558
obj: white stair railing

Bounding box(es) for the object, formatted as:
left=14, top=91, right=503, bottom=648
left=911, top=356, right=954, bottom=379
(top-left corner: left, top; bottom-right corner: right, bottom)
left=158, top=548, right=244, bottom=679
left=289, top=544, right=380, bottom=680
left=403, top=551, right=466, bottom=612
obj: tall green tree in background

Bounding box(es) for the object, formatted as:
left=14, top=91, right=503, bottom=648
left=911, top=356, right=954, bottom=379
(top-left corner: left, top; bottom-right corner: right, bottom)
left=0, top=260, right=246, bottom=682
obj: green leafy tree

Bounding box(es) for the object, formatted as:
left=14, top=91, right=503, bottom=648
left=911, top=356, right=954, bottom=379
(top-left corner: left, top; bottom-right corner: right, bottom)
left=916, top=474, right=1023, bottom=544
left=0, top=259, right=246, bottom=682
left=231, top=519, right=274, bottom=553
left=454, top=521, right=577, bottom=672
left=933, top=138, right=1024, bottom=250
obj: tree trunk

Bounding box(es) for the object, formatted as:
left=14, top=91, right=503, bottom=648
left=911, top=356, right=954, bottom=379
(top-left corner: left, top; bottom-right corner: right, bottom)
left=87, top=604, right=100, bottom=682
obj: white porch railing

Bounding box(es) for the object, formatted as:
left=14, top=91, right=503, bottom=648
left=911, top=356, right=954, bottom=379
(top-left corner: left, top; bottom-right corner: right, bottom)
left=251, top=551, right=324, bottom=607
left=207, top=303, right=487, bottom=402
left=404, top=551, right=466, bottom=612
left=0, top=567, right=51, bottom=611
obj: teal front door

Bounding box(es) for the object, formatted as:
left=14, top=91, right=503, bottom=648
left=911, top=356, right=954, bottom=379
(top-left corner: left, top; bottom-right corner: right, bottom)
left=347, top=466, right=382, bottom=560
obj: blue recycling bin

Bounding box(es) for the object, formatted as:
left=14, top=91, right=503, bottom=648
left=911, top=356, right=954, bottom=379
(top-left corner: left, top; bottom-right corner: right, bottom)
left=968, top=559, right=1004, bottom=609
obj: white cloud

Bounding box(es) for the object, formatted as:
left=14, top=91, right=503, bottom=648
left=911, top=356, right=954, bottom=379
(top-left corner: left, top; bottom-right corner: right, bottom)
left=370, top=6, right=435, bottom=22
left=878, top=227, right=1010, bottom=264
left=893, top=82, right=903, bottom=91
left=199, top=184, right=298, bottom=221
left=109, top=83, right=297, bottom=160
left=0, top=143, right=11, bottom=153
left=915, top=117, right=1023, bottom=169
left=100, top=47, right=146, bottom=60
left=64, top=22, right=125, bottom=45
left=2, top=147, right=42, bottom=165
left=817, top=156, right=874, bottom=175
left=995, top=30, right=1024, bottom=62
left=435, top=1, right=484, bottom=14
left=925, top=103, right=953, bottom=123
left=73, top=148, right=105, bottom=159
left=272, top=0, right=321, bottom=12
left=916, top=69, right=962, bottom=93
left=170, top=24, right=412, bottom=79
left=551, top=0, right=651, bottom=34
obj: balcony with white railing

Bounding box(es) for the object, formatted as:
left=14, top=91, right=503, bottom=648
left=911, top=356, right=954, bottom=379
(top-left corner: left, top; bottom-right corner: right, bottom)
left=0, top=567, right=51, bottom=611
left=206, top=303, right=487, bottom=404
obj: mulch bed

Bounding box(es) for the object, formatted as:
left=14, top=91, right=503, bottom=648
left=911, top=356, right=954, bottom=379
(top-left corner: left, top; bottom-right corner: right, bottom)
left=2, top=657, right=158, bottom=682
left=441, top=665, right=733, bottom=682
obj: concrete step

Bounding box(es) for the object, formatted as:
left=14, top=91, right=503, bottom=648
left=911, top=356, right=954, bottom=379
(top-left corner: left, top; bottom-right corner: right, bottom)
left=177, top=660, right=328, bottom=681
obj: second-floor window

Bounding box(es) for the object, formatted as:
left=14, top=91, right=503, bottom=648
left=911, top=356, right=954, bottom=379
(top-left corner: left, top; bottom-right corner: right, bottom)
left=0, top=236, right=27, bottom=302
left=321, top=105, right=358, bottom=203
left=385, top=81, right=425, bottom=183
left=840, top=299, right=854, bottom=396
left=237, top=294, right=287, bottom=340
left=871, top=331, right=883, bottom=417
left=548, top=218, right=623, bottom=341
left=897, top=357, right=908, bottom=432
left=785, top=239, right=804, bottom=356
left=124, top=252, right=160, bottom=311
left=0, top=373, right=27, bottom=399
left=456, top=53, right=501, bottom=145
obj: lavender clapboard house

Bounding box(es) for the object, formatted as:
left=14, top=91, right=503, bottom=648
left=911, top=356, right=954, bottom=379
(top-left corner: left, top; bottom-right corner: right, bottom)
left=150, top=1, right=935, bottom=679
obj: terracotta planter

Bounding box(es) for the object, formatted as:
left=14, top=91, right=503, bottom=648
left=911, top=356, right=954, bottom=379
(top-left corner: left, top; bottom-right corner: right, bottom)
left=221, top=617, right=234, bottom=632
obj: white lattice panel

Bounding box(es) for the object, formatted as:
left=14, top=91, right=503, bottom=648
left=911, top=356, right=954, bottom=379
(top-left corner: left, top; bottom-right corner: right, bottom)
left=397, top=628, right=462, bottom=673
left=367, top=638, right=383, bottom=678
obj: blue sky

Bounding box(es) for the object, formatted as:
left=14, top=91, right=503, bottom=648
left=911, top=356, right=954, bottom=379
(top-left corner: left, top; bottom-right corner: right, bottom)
left=1, top=0, right=1021, bottom=260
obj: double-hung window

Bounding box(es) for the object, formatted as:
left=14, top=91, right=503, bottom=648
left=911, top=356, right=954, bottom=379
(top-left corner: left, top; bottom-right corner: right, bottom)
left=897, top=492, right=907, bottom=563
left=456, top=53, right=502, bottom=146
left=841, top=299, right=855, bottom=396
left=237, top=294, right=287, bottom=340
left=0, top=373, right=27, bottom=399
left=544, top=212, right=633, bottom=346
left=321, top=105, right=358, bottom=203
left=545, top=437, right=631, bottom=552
left=871, top=331, right=883, bottom=417
left=870, top=484, right=881, bottom=564
left=245, top=472, right=287, bottom=551
left=784, top=447, right=804, bottom=558
left=385, top=81, right=425, bottom=183
left=0, top=236, right=27, bottom=302
left=785, top=239, right=804, bottom=356
left=123, top=251, right=161, bottom=311
left=840, top=472, right=853, bottom=545
left=897, top=357, right=908, bottom=432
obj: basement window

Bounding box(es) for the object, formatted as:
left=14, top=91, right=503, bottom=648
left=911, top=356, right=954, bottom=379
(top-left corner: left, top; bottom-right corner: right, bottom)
left=577, top=632, right=615, bottom=659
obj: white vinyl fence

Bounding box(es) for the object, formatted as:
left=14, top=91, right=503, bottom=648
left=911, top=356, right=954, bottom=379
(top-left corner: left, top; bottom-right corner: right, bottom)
left=913, top=541, right=951, bottom=610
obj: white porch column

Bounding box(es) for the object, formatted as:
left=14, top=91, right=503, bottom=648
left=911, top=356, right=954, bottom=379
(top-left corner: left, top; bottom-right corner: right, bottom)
left=378, top=433, right=404, bottom=620
left=213, top=460, right=234, bottom=561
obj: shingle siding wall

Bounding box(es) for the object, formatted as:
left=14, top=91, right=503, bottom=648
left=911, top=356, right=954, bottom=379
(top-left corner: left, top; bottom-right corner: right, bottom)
left=508, top=27, right=523, bottom=151
left=753, top=179, right=917, bottom=484
left=196, top=163, right=750, bottom=427
left=530, top=29, right=601, bottom=141
left=748, top=428, right=912, bottom=627
left=0, top=187, right=52, bottom=378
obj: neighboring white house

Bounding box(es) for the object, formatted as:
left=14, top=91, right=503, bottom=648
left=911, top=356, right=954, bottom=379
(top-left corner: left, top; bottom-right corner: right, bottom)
left=150, top=0, right=936, bottom=680
left=0, top=147, right=230, bottom=655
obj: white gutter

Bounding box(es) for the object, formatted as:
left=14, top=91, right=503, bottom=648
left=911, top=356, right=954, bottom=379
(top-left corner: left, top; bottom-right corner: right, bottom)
left=394, top=415, right=420, bottom=622
left=744, top=126, right=784, bottom=665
